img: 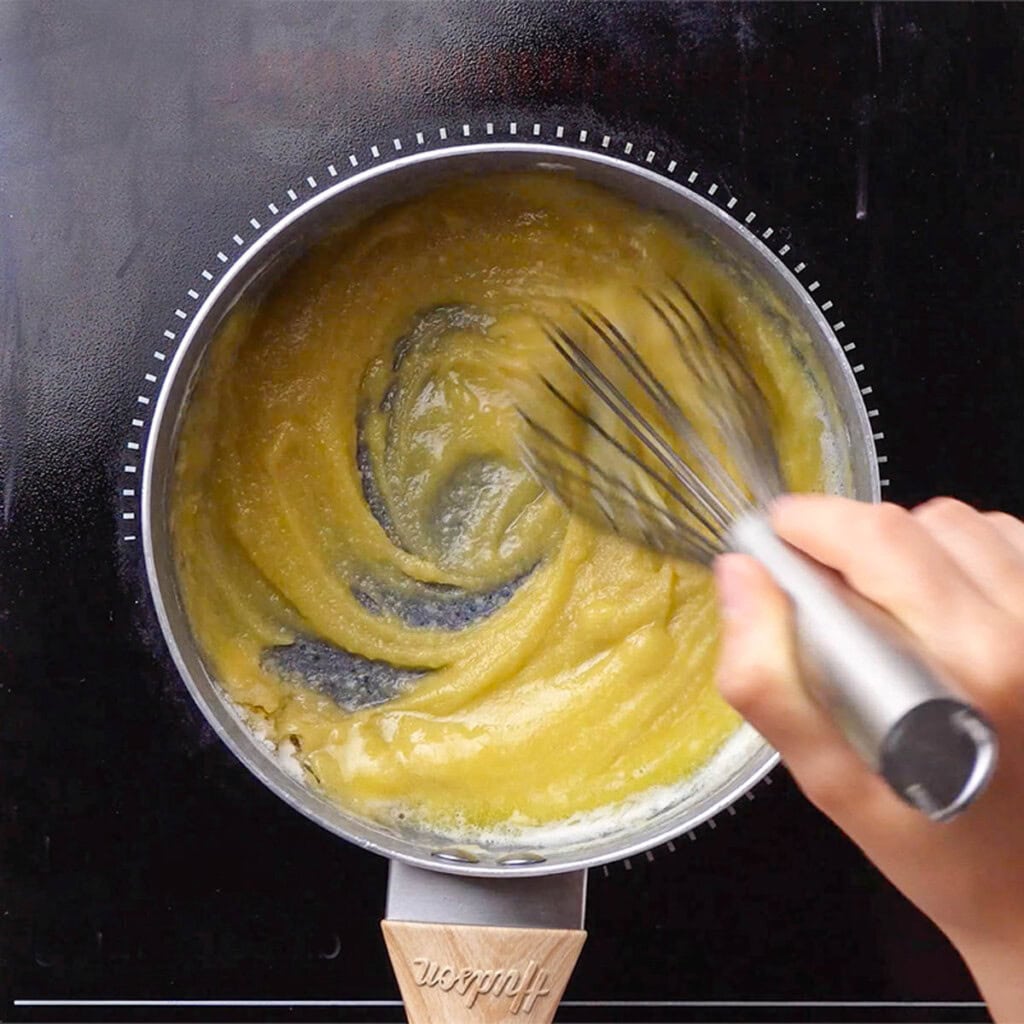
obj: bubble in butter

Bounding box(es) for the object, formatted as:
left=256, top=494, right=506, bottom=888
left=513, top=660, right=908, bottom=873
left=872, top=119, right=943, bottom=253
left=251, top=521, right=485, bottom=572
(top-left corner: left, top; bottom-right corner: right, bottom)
left=171, top=172, right=826, bottom=842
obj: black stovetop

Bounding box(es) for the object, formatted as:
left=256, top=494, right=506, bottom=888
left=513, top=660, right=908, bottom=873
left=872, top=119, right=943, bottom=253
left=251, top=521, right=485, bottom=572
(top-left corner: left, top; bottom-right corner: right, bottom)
left=3, top=2, right=1022, bottom=1021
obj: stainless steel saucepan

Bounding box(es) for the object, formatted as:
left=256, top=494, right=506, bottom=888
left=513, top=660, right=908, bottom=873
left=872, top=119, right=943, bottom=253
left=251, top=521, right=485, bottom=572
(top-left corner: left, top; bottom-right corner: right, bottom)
left=142, top=142, right=879, bottom=1022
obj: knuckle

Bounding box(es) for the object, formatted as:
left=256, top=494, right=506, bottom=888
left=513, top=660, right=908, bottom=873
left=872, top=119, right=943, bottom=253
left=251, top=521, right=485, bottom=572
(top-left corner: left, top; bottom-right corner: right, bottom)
left=914, top=496, right=973, bottom=526
left=984, top=510, right=1024, bottom=542
left=984, top=510, right=1020, bottom=529
left=865, top=501, right=914, bottom=544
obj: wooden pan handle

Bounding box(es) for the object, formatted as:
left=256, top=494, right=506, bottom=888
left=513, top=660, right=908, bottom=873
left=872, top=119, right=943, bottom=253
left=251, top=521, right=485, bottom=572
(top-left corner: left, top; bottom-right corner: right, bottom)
left=382, top=919, right=587, bottom=1023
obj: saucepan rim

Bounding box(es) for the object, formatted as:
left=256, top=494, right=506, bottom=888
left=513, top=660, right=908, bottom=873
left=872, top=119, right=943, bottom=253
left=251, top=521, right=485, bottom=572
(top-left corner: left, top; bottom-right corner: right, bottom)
left=142, top=141, right=879, bottom=878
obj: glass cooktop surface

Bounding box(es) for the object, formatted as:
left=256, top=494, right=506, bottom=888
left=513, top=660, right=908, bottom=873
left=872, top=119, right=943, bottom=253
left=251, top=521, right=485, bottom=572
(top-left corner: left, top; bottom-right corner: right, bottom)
left=2, top=2, right=1022, bottom=1021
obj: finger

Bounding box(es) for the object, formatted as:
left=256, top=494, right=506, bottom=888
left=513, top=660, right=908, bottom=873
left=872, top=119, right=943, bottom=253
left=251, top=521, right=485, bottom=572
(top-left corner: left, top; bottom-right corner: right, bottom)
left=771, top=495, right=1010, bottom=690
left=771, top=496, right=983, bottom=619
left=713, top=553, right=879, bottom=816
left=984, top=510, right=1024, bottom=561
left=774, top=495, right=1024, bottom=723
left=914, top=498, right=1024, bottom=619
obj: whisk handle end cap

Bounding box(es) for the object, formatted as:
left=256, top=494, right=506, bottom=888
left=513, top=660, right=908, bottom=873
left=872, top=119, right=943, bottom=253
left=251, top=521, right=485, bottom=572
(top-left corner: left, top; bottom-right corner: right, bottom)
left=881, top=700, right=997, bottom=821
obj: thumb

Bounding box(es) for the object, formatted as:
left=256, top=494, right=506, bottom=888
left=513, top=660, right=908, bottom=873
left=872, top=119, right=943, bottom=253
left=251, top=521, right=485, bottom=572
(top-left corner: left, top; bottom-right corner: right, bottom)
left=713, top=552, right=880, bottom=816
left=714, top=553, right=801, bottom=719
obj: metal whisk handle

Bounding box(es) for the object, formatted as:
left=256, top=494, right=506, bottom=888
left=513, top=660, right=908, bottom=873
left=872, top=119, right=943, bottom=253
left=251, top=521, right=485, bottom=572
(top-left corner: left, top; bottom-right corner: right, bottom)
left=727, top=513, right=998, bottom=821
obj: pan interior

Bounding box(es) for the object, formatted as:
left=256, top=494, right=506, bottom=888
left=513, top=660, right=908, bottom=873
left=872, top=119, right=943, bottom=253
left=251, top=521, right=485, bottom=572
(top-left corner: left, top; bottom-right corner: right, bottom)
left=145, top=145, right=876, bottom=875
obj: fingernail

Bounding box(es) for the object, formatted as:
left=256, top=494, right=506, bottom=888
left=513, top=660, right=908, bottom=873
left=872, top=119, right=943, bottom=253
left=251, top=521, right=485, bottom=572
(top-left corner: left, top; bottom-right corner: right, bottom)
left=769, top=493, right=798, bottom=519
left=714, top=555, right=750, bottom=621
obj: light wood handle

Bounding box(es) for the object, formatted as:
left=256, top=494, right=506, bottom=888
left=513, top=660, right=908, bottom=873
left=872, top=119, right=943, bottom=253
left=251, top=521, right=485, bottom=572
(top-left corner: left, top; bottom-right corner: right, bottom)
left=382, top=919, right=587, bottom=1023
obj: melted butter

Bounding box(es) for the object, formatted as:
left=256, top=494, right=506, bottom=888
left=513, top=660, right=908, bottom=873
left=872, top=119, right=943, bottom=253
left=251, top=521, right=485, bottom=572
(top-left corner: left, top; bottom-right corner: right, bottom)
left=172, top=172, right=825, bottom=838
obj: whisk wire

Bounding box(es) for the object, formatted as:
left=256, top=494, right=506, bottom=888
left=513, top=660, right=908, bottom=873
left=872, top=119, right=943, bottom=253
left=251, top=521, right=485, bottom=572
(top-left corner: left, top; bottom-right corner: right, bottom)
left=518, top=414, right=722, bottom=564
left=521, top=284, right=784, bottom=566
left=661, top=281, right=784, bottom=501
left=643, top=288, right=762, bottom=507
left=590, top=294, right=752, bottom=513
left=523, top=379, right=726, bottom=554
left=545, top=319, right=734, bottom=532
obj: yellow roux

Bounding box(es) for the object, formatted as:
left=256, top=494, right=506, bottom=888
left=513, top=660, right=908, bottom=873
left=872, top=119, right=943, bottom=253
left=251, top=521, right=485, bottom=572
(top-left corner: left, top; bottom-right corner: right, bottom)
left=173, top=172, right=826, bottom=840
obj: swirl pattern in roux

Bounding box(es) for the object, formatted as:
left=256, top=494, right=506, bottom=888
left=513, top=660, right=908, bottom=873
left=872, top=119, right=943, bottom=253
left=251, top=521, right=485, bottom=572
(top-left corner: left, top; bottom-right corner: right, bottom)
left=171, top=172, right=826, bottom=838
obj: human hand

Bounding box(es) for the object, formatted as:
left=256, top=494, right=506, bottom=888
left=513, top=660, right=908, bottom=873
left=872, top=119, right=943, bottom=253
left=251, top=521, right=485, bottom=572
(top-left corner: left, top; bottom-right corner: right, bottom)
left=714, top=496, right=1024, bottom=1022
